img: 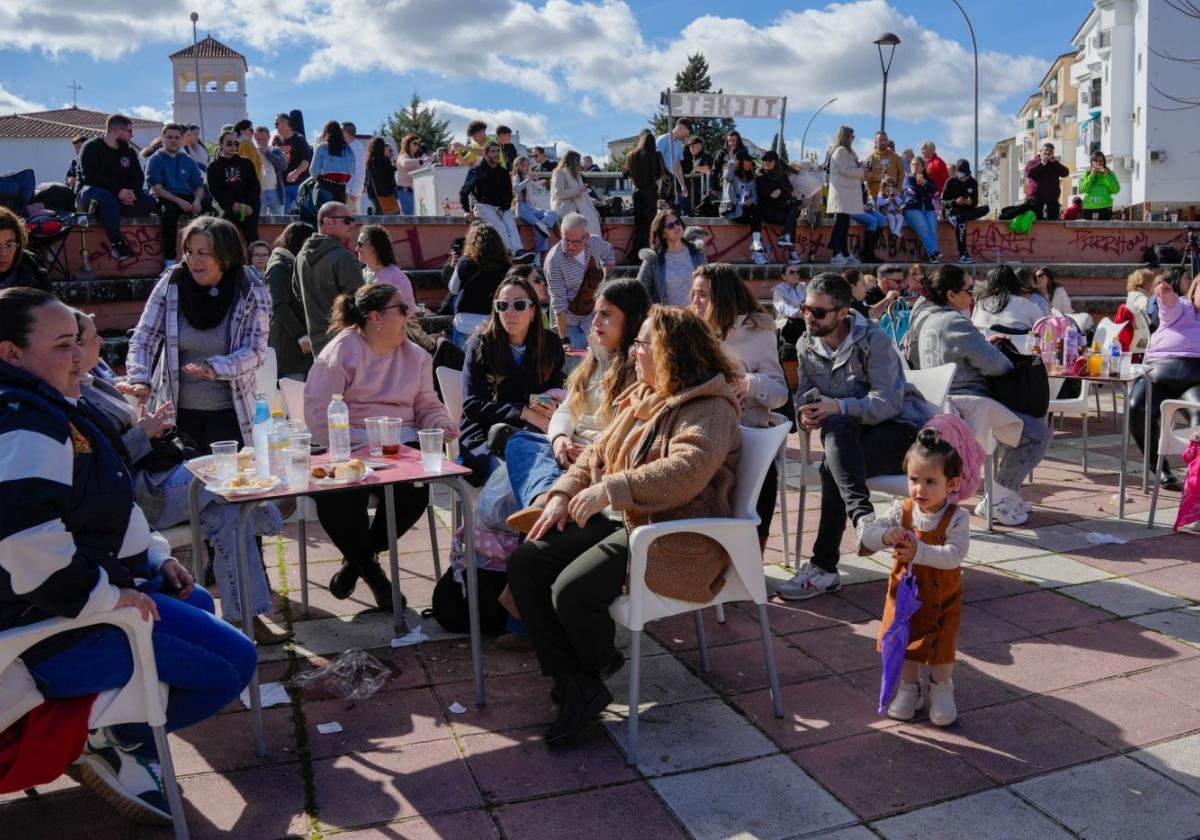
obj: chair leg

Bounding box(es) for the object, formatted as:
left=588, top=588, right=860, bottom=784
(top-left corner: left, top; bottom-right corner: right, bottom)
left=757, top=603, right=784, bottom=718
left=152, top=725, right=190, bottom=840
left=796, top=483, right=807, bottom=570
left=986, top=454, right=995, bottom=533
left=1148, top=453, right=1165, bottom=528
left=1082, top=411, right=1089, bottom=476
left=692, top=611, right=710, bottom=674
left=713, top=604, right=726, bottom=624
left=297, top=517, right=309, bottom=618
left=777, top=454, right=790, bottom=565
left=626, top=628, right=642, bottom=767
left=426, top=504, right=442, bottom=579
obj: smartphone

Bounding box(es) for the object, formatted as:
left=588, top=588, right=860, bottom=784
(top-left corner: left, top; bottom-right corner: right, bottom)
left=532, top=394, right=557, bottom=408
left=801, top=388, right=822, bottom=405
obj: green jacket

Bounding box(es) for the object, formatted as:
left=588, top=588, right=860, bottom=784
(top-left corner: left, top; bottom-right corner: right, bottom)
left=1078, top=169, right=1120, bottom=210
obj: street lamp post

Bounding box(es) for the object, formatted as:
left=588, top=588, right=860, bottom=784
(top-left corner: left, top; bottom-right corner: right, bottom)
left=800, top=97, right=839, bottom=160
left=190, top=12, right=205, bottom=141
left=873, top=33, right=901, bottom=132
left=949, top=0, right=980, bottom=181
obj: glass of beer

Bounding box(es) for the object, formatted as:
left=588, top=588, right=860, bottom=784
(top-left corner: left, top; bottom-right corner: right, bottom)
left=382, top=418, right=404, bottom=457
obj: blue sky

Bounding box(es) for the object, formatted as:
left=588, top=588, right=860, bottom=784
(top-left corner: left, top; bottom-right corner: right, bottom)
left=0, top=0, right=1092, bottom=164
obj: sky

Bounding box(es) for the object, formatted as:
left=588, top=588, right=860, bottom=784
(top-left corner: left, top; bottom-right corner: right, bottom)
left=0, top=0, right=1093, bottom=166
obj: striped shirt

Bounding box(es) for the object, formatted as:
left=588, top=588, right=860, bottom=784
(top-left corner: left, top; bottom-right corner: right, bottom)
left=544, top=234, right=616, bottom=330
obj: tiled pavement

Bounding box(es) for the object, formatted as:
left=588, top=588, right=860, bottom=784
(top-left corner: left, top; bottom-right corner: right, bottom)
left=6, top=417, right=1200, bottom=839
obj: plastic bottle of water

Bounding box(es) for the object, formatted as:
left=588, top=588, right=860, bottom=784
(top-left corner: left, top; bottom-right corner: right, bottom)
left=267, top=410, right=288, bottom=479
left=328, top=394, right=352, bottom=462
left=1109, top=341, right=1122, bottom=379
left=252, top=393, right=271, bottom=478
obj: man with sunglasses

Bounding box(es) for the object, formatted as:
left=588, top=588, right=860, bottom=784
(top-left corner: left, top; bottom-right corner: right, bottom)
left=77, top=114, right=156, bottom=265
left=544, top=212, right=615, bottom=349
left=294, top=201, right=363, bottom=355
left=777, top=273, right=933, bottom=600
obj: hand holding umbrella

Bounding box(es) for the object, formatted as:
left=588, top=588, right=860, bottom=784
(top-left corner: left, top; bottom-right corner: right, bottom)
left=879, top=531, right=921, bottom=714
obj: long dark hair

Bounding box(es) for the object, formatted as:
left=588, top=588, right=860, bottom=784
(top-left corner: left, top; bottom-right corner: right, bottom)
left=365, top=136, right=388, bottom=171
left=695, top=263, right=766, bottom=338
left=328, top=283, right=403, bottom=335
left=474, top=276, right=557, bottom=384
left=462, top=222, right=511, bottom=275
left=980, top=265, right=1024, bottom=314
left=0, top=286, right=57, bottom=348
left=624, top=130, right=661, bottom=185
left=1035, top=266, right=1061, bottom=301
left=275, top=221, right=315, bottom=255
left=359, top=223, right=396, bottom=267
left=923, top=264, right=969, bottom=306
left=649, top=208, right=683, bottom=258
left=566, top=277, right=651, bottom=423
left=321, top=120, right=347, bottom=156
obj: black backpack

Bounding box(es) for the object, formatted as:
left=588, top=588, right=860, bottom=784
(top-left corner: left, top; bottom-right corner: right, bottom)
left=426, top=568, right=509, bottom=635
left=986, top=337, right=1050, bottom=418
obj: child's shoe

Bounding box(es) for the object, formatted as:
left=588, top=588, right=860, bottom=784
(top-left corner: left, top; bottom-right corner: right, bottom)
left=928, top=678, right=957, bottom=726
left=886, top=679, right=926, bottom=721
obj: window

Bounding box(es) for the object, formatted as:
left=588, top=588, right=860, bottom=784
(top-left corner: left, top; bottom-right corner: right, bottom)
left=205, top=80, right=218, bottom=92
left=183, top=81, right=196, bottom=93
left=224, top=81, right=238, bottom=93
left=1090, top=78, right=1102, bottom=107
left=1137, top=52, right=1143, bottom=73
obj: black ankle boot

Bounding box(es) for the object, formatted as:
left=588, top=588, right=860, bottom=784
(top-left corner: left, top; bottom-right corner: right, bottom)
left=550, top=650, right=624, bottom=705
left=359, top=561, right=395, bottom=611
left=328, top=561, right=360, bottom=599
left=1159, top=465, right=1182, bottom=492
left=545, top=672, right=612, bottom=747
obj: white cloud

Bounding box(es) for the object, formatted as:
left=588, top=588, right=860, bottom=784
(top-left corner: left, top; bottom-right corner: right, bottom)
left=246, top=65, right=275, bottom=81
left=128, top=104, right=170, bottom=123
left=0, top=83, right=43, bottom=114
left=424, top=98, right=550, bottom=144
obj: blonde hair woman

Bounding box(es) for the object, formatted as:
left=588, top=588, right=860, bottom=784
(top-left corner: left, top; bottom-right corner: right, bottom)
left=825, top=126, right=866, bottom=264
left=550, top=150, right=601, bottom=236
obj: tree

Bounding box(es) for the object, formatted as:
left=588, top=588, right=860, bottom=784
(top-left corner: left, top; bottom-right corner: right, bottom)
left=650, top=53, right=737, bottom=156
left=769, top=133, right=789, bottom=163
left=381, top=92, right=453, bottom=154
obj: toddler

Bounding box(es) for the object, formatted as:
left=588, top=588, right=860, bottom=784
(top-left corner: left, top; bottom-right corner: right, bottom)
left=877, top=178, right=905, bottom=240
left=859, top=428, right=970, bottom=726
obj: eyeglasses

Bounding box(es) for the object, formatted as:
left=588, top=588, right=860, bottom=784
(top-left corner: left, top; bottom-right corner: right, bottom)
left=326, top=215, right=353, bottom=223
left=633, top=339, right=651, bottom=351
left=563, top=235, right=587, bottom=245
left=494, top=299, right=534, bottom=313
left=356, top=239, right=370, bottom=247
left=802, top=304, right=840, bottom=319
left=663, top=220, right=681, bottom=230
left=0, top=241, right=20, bottom=253
left=379, top=303, right=410, bottom=315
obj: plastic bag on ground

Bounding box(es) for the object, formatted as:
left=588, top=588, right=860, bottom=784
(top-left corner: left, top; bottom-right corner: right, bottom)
left=291, top=649, right=390, bottom=700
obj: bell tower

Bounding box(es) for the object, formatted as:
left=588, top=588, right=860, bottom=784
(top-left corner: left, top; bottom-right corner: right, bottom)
left=169, top=35, right=248, bottom=138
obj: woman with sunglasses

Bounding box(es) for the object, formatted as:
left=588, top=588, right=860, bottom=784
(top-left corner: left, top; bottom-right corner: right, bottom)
left=304, top=283, right=456, bottom=608
left=459, top=275, right=565, bottom=482
left=357, top=223, right=416, bottom=311
left=206, top=130, right=262, bottom=248
left=506, top=306, right=741, bottom=746
left=636, top=208, right=706, bottom=306
left=1032, top=266, right=1072, bottom=315
left=825, top=126, right=868, bottom=266
left=691, top=263, right=787, bottom=541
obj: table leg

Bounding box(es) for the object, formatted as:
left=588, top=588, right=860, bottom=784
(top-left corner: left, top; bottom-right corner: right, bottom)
left=445, top=476, right=485, bottom=707
left=1119, top=381, right=1131, bottom=520
left=1142, top=378, right=1152, bottom=492
left=186, top=477, right=204, bottom=581
left=234, top=502, right=267, bottom=757
left=297, top=512, right=309, bottom=618
left=384, top=484, right=408, bottom=636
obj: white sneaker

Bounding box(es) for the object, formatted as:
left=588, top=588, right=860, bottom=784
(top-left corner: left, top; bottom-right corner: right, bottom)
left=974, top=495, right=1028, bottom=526
left=886, top=680, right=926, bottom=721
left=752, top=249, right=768, bottom=265
left=928, top=678, right=957, bottom=726
left=844, top=254, right=860, bottom=265
left=776, top=562, right=841, bottom=600
left=787, top=251, right=803, bottom=264
left=776, top=234, right=794, bottom=248
left=830, top=254, right=849, bottom=266
left=77, top=727, right=172, bottom=824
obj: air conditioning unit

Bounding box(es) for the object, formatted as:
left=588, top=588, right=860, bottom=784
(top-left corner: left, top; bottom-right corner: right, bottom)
left=1123, top=157, right=1135, bottom=171
left=1080, top=90, right=1090, bottom=106
left=1150, top=149, right=1167, bottom=162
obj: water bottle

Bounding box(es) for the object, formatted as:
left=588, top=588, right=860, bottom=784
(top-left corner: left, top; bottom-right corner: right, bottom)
left=1109, top=341, right=1122, bottom=379
left=252, top=393, right=271, bottom=478
left=267, top=410, right=288, bottom=479
left=327, top=394, right=352, bottom=462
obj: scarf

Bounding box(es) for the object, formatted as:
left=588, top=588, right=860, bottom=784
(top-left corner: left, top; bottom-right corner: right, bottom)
left=176, top=263, right=238, bottom=331
left=595, top=383, right=669, bottom=476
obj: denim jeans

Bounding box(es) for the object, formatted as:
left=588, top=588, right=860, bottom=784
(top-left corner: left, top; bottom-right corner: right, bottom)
left=903, top=208, right=940, bottom=255
left=517, top=202, right=557, bottom=253
left=396, top=187, right=414, bottom=215
left=828, top=214, right=851, bottom=257
left=994, top=411, right=1052, bottom=491
left=78, top=186, right=157, bottom=249
left=28, top=582, right=258, bottom=756
left=849, top=210, right=884, bottom=231
left=811, top=415, right=917, bottom=571
left=505, top=431, right=564, bottom=508
left=284, top=183, right=300, bottom=213
left=260, top=190, right=285, bottom=216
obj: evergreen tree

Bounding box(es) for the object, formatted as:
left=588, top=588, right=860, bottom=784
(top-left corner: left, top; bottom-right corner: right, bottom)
left=650, top=53, right=737, bottom=156
left=381, top=92, right=453, bottom=155
left=769, top=133, right=789, bottom=163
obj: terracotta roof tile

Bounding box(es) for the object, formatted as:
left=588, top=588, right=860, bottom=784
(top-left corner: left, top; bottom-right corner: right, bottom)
left=169, top=35, right=246, bottom=65
left=0, top=109, right=160, bottom=140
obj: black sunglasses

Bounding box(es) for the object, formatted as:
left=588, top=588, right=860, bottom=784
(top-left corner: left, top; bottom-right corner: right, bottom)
left=663, top=220, right=681, bottom=230
left=802, top=304, right=840, bottom=319
left=494, top=299, right=534, bottom=313
left=379, top=303, right=410, bottom=315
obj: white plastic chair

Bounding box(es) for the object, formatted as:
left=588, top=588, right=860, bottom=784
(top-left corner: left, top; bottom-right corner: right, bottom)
left=279, top=377, right=305, bottom=426
left=904, top=363, right=956, bottom=412
left=610, top=421, right=789, bottom=766
left=254, top=347, right=280, bottom=407
left=435, top=367, right=478, bottom=536
left=1130, top=307, right=1152, bottom=355
left=1147, top=398, right=1200, bottom=527
left=1091, top=318, right=1122, bottom=419
left=0, top=609, right=189, bottom=838
left=1047, top=376, right=1095, bottom=474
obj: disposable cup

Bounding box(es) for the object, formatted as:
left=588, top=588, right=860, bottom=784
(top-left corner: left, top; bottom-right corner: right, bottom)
left=365, top=417, right=387, bottom=456
left=418, top=429, right=444, bottom=471
left=212, top=441, right=239, bottom=482
left=382, top=418, right=404, bottom=457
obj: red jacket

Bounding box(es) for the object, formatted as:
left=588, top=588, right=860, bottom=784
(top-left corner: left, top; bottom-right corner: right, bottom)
left=925, top=154, right=950, bottom=192
left=0, top=695, right=95, bottom=793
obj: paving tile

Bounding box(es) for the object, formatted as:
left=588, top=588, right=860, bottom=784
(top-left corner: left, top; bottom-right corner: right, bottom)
left=1131, top=606, right=1200, bottom=647
left=302, top=687, right=453, bottom=759
left=828, top=579, right=888, bottom=620
left=975, top=589, right=1115, bottom=635
left=787, top=619, right=884, bottom=673
left=840, top=662, right=1019, bottom=717
left=959, top=638, right=1124, bottom=696
left=604, top=646, right=720, bottom=712
left=177, top=765, right=310, bottom=839
left=433, top=671, right=558, bottom=735
left=651, top=754, right=856, bottom=840
left=418, top=636, right=544, bottom=684
left=1013, top=756, right=1200, bottom=840
left=964, top=532, right=1049, bottom=565
left=311, top=741, right=483, bottom=830
left=1064, top=537, right=1192, bottom=577
left=960, top=566, right=1040, bottom=603
left=1008, top=523, right=1101, bottom=555
left=996, top=554, right=1115, bottom=588
left=801, top=828, right=878, bottom=840
left=328, top=810, right=499, bottom=839
left=1058, top=578, right=1189, bottom=617
left=289, top=610, right=456, bottom=661
left=735, top=674, right=897, bottom=750
left=1043, top=619, right=1200, bottom=675
left=168, top=705, right=298, bottom=775
left=1032, top=677, right=1200, bottom=750
left=1068, top=516, right=1176, bottom=544
left=872, top=788, right=1073, bottom=840
left=646, top=603, right=766, bottom=651
left=1128, top=658, right=1200, bottom=710
left=461, top=725, right=635, bottom=803
left=903, top=699, right=1112, bottom=782
left=603, top=697, right=777, bottom=775
left=955, top=604, right=1033, bottom=650
left=1130, top=565, right=1200, bottom=602
left=0, top=789, right=131, bottom=840
left=681, top=635, right=830, bottom=694
left=761, top=593, right=875, bottom=634
left=1131, top=733, right=1200, bottom=795
left=494, top=782, right=687, bottom=840
left=792, top=729, right=993, bottom=820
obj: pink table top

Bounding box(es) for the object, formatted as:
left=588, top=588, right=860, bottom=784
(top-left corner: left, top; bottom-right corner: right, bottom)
left=186, top=446, right=470, bottom=503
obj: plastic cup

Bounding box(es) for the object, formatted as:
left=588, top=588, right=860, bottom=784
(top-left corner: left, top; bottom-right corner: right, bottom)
left=365, top=417, right=387, bottom=456
left=382, top=418, right=403, bottom=457
left=418, top=429, right=444, bottom=471
left=289, top=432, right=312, bottom=452
left=285, top=444, right=310, bottom=491
left=212, top=440, right=239, bottom=482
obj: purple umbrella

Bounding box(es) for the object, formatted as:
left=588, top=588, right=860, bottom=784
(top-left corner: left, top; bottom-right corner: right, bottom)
left=878, top=564, right=923, bottom=714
